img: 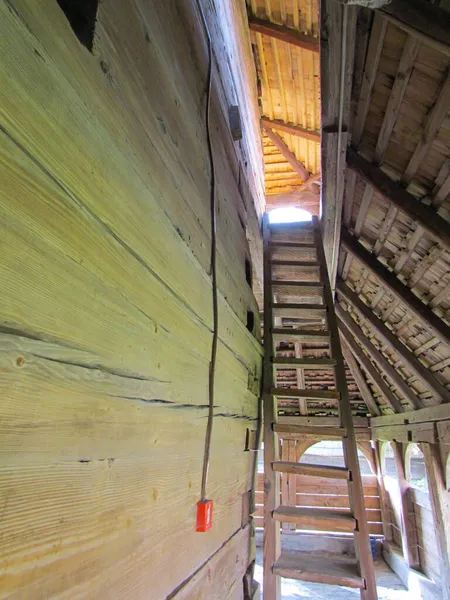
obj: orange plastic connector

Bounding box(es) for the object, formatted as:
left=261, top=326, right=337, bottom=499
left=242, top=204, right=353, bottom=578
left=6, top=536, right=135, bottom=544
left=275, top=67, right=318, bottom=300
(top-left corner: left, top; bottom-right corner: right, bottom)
left=196, top=500, right=213, bottom=532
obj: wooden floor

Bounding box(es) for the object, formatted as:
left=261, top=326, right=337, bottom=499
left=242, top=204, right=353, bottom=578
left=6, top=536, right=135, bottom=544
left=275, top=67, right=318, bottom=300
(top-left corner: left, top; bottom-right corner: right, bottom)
left=255, top=544, right=409, bottom=600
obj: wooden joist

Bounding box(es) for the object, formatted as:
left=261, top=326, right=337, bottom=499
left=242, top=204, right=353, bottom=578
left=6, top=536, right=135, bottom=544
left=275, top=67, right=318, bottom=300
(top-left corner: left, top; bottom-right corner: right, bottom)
left=346, top=150, right=450, bottom=252
left=379, top=0, right=450, bottom=58
left=272, top=388, right=340, bottom=401
left=248, top=14, right=319, bottom=53
left=272, top=461, right=350, bottom=480
left=337, top=279, right=450, bottom=405
left=341, top=228, right=450, bottom=348
left=261, top=117, right=320, bottom=143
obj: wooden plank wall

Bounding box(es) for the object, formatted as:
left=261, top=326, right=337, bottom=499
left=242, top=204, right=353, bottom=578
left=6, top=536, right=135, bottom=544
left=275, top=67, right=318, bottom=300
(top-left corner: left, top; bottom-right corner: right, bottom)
left=0, top=1, right=264, bottom=598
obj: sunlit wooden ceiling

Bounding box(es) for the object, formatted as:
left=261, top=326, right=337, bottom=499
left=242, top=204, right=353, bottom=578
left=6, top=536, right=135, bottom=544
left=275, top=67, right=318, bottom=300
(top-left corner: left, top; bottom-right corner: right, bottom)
left=247, top=0, right=321, bottom=212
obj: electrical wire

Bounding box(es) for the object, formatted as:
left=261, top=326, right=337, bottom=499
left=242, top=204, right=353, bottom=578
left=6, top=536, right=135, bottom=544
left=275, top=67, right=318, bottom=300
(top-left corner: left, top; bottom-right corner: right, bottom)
left=196, top=0, right=218, bottom=502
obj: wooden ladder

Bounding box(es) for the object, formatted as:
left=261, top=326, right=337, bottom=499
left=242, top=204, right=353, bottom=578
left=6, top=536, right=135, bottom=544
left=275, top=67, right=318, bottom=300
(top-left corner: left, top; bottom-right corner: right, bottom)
left=262, top=215, right=378, bottom=599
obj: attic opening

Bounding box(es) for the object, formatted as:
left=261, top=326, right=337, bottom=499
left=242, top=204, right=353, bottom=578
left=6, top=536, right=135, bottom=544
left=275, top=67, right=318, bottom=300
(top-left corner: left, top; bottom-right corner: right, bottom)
left=268, top=207, right=312, bottom=224
left=56, top=0, right=99, bottom=51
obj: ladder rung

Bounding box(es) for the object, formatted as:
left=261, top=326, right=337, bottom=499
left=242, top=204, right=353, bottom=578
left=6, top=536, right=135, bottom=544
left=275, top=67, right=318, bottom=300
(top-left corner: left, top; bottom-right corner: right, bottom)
left=270, top=242, right=317, bottom=249
left=272, top=357, right=337, bottom=369
left=272, top=303, right=326, bottom=318
left=272, top=506, right=356, bottom=532
left=272, top=461, right=350, bottom=479
left=272, top=329, right=330, bottom=343
left=273, top=552, right=364, bottom=588
left=270, top=221, right=313, bottom=229
left=272, top=388, right=340, bottom=400
left=272, top=280, right=323, bottom=287
left=273, top=423, right=346, bottom=438
left=271, top=260, right=319, bottom=268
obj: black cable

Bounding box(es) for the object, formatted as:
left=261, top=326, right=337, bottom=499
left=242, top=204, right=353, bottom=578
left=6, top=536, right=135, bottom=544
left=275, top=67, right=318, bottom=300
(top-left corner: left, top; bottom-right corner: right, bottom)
left=196, top=0, right=218, bottom=502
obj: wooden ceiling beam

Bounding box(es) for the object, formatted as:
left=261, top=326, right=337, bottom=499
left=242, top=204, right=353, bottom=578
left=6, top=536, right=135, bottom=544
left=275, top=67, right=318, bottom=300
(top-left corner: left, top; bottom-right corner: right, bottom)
left=346, top=148, right=450, bottom=252
left=262, top=117, right=320, bottom=143
left=337, top=306, right=422, bottom=411
left=337, top=279, right=450, bottom=405
left=337, top=315, right=404, bottom=414
left=379, top=0, right=450, bottom=58
left=263, top=124, right=309, bottom=181
left=341, top=227, right=450, bottom=349
left=247, top=14, right=319, bottom=53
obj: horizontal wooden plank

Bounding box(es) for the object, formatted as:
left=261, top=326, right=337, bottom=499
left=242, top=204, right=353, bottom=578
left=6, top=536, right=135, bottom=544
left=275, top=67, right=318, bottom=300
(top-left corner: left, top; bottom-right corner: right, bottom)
left=273, top=506, right=356, bottom=532
left=371, top=404, right=450, bottom=427
left=273, top=552, right=364, bottom=588
left=273, top=462, right=350, bottom=479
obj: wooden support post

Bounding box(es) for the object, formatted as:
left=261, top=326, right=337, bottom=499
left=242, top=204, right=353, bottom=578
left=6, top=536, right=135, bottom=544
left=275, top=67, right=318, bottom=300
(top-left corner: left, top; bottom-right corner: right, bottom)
left=321, top=0, right=357, bottom=289
left=373, top=442, right=393, bottom=543
left=341, top=227, right=450, bottom=347
left=392, top=442, right=420, bottom=570
left=422, top=444, right=450, bottom=600
left=262, top=215, right=281, bottom=599
left=287, top=440, right=297, bottom=531
left=337, top=279, right=450, bottom=405
left=247, top=14, right=320, bottom=53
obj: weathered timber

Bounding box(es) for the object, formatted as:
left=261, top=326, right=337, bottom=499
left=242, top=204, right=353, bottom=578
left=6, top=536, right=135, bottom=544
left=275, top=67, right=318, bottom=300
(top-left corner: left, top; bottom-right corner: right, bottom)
left=379, top=0, right=450, bottom=57
left=337, top=280, right=450, bottom=405
left=337, top=306, right=420, bottom=410
left=341, top=228, right=450, bottom=348
left=261, top=117, right=320, bottom=142
left=248, top=14, right=319, bottom=53
left=346, top=150, right=450, bottom=252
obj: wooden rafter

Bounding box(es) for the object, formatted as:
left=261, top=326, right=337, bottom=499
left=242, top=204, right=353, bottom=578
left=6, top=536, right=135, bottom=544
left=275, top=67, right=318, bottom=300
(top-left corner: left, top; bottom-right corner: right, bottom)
left=262, top=117, right=320, bottom=143
left=403, top=67, right=450, bottom=184
left=337, top=279, right=450, bottom=405
left=379, top=0, right=450, bottom=57
left=346, top=149, right=450, bottom=252
left=352, top=13, right=387, bottom=148
left=337, top=305, right=423, bottom=411
left=374, top=36, right=420, bottom=165
left=341, top=227, right=450, bottom=349
left=263, top=124, right=309, bottom=181
left=337, top=317, right=403, bottom=414
left=248, top=14, right=319, bottom=53
left=340, top=337, right=380, bottom=417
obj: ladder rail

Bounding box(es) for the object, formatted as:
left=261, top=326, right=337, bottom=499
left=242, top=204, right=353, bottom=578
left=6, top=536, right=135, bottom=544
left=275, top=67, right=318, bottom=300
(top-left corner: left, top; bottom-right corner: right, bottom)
left=312, top=216, right=378, bottom=599
left=262, top=216, right=378, bottom=600
left=262, top=214, right=281, bottom=599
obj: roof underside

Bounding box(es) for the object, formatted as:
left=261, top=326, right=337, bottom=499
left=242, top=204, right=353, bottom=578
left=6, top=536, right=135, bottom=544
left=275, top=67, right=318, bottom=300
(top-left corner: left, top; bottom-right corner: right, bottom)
left=246, top=0, right=450, bottom=417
